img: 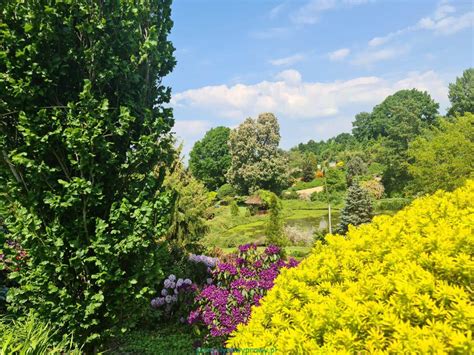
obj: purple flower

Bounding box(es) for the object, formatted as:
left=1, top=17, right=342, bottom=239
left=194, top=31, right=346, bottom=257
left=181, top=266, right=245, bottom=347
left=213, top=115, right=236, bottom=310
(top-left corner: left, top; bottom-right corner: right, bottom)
left=174, top=288, right=179, bottom=295
left=287, top=258, right=299, bottom=268
left=218, top=262, right=237, bottom=275
left=161, top=289, right=168, bottom=296
left=169, top=281, right=176, bottom=289
left=165, top=295, right=172, bottom=304
left=176, top=278, right=184, bottom=288
left=184, top=278, right=192, bottom=285
left=171, top=295, right=178, bottom=302
left=151, top=297, right=165, bottom=308
left=164, top=279, right=172, bottom=288
left=168, top=274, right=176, bottom=282
left=265, top=245, right=280, bottom=255
left=188, top=310, right=200, bottom=324
left=254, top=260, right=263, bottom=268
left=207, top=278, right=213, bottom=285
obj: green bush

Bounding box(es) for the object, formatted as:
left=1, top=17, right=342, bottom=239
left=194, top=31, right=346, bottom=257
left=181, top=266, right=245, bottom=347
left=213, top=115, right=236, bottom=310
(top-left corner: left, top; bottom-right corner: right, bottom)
left=1, top=0, right=176, bottom=347
left=293, top=179, right=324, bottom=191
left=0, top=313, right=81, bottom=354
left=281, top=189, right=299, bottom=200
left=376, top=197, right=411, bottom=211
left=217, top=184, right=236, bottom=200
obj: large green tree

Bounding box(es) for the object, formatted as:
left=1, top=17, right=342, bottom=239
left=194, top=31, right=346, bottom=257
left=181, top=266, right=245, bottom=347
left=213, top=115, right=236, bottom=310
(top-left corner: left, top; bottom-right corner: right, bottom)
left=407, top=113, right=474, bottom=195
left=0, top=0, right=175, bottom=346
left=189, top=126, right=231, bottom=190
left=227, top=113, right=289, bottom=194
left=351, top=89, right=439, bottom=194
left=447, top=68, right=474, bottom=116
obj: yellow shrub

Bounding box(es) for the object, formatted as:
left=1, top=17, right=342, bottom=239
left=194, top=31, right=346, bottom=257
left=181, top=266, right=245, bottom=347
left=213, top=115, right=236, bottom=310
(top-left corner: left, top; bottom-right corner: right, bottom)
left=228, top=181, right=474, bottom=353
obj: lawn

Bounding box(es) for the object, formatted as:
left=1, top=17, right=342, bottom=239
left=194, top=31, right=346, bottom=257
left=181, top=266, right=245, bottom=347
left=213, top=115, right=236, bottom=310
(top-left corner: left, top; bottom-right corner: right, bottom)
left=202, top=199, right=341, bottom=253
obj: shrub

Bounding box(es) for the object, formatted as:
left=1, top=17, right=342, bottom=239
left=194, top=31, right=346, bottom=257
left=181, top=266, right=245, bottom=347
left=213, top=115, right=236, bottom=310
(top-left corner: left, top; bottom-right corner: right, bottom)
left=230, top=200, right=240, bottom=216
left=0, top=313, right=81, bottom=354
left=1, top=0, right=175, bottom=347
left=217, top=184, right=236, bottom=200
left=228, top=181, right=474, bottom=353
left=361, top=179, right=385, bottom=199
left=376, top=197, right=411, bottom=211
left=265, top=193, right=288, bottom=247
left=281, top=189, right=299, bottom=200
left=188, top=244, right=298, bottom=344
left=338, top=183, right=373, bottom=233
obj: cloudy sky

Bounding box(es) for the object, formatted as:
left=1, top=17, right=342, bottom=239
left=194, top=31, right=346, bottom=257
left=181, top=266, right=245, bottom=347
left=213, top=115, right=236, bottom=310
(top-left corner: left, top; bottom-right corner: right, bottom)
left=165, top=0, right=473, bottom=156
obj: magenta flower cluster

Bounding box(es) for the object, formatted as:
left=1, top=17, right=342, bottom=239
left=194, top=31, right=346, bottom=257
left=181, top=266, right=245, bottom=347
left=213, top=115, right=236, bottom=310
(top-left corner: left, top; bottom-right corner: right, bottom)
left=188, top=244, right=298, bottom=339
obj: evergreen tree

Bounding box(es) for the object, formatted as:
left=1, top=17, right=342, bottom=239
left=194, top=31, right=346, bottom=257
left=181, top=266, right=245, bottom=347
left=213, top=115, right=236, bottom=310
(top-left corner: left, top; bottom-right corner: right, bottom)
left=338, top=184, right=373, bottom=234
left=265, top=193, right=287, bottom=247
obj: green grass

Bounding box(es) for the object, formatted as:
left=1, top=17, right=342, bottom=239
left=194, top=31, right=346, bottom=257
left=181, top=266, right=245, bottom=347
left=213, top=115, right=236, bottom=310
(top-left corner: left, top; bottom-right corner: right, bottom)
left=203, top=199, right=340, bottom=251
left=292, top=179, right=324, bottom=190
left=110, top=324, right=195, bottom=354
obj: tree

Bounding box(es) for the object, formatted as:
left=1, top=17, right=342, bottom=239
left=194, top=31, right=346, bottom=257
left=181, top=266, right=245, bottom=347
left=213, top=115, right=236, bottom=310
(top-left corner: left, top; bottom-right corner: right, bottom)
left=189, top=126, right=231, bottom=190
left=164, top=154, right=211, bottom=254
left=370, top=90, right=439, bottom=194
left=407, top=113, right=474, bottom=195
left=447, top=68, right=474, bottom=116
left=345, top=156, right=367, bottom=186
left=352, top=112, right=374, bottom=142
left=0, top=0, right=175, bottom=347
left=338, top=184, right=373, bottom=234
left=227, top=113, right=289, bottom=194
left=265, top=192, right=287, bottom=247
left=301, top=152, right=318, bottom=182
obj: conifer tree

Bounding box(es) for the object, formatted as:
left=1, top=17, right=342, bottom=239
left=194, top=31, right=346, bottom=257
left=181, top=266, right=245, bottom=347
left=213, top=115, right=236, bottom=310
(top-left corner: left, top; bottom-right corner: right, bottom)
left=338, top=183, right=373, bottom=233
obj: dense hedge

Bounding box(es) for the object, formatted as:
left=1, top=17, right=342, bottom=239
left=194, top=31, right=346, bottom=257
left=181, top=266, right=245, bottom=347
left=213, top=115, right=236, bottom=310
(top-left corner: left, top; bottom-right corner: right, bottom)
left=228, top=181, right=474, bottom=353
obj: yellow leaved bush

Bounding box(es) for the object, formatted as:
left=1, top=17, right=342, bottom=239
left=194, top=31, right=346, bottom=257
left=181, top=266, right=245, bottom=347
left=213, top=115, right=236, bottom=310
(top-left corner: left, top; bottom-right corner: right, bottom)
left=228, top=181, right=474, bottom=353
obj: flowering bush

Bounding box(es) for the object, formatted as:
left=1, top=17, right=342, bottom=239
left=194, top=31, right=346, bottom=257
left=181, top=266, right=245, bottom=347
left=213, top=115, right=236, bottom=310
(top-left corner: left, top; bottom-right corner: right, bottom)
left=151, top=274, right=197, bottom=322
left=228, top=181, right=474, bottom=353
left=188, top=244, right=298, bottom=342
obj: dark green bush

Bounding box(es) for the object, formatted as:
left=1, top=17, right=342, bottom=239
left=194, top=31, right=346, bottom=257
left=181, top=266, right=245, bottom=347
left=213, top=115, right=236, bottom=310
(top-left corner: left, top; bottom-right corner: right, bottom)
left=0, top=0, right=176, bottom=348
left=376, top=198, right=412, bottom=211
left=217, top=184, right=236, bottom=200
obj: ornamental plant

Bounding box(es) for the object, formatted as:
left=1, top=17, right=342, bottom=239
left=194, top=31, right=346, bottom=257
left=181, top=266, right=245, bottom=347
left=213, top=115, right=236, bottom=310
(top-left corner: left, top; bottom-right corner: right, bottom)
left=228, top=181, right=474, bottom=353
left=0, top=0, right=175, bottom=347
left=188, top=244, right=298, bottom=344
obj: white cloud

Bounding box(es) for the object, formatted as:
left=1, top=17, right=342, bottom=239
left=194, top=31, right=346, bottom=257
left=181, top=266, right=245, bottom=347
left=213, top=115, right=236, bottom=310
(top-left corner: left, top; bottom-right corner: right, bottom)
left=269, top=53, right=306, bottom=66
left=291, top=0, right=373, bottom=25
left=250, top=27, right=292, bottom=39
left=269, top=3, right=287, bottom=19
left=368, top=1, right=473, bottom=46
left=328, top=48, right=350, bottom=61
left=171, top=70, right=448, bottom=122
left=351, top=46, right=407, bottom=66
left=173, top=120, right=211, bottom=140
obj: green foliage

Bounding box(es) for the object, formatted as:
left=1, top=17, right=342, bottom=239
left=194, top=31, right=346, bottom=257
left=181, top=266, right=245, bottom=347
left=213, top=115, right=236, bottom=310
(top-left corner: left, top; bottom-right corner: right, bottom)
left=216, top=183, right=235, bottom=200
left=0, top=0, right=175, bottom=346
left=111, top=325, right=194, bottom=354
left=352, top=89, right=440, bottom=194
left=230, top=200, right=240, bottom=216
left=0, top=313, right=81, bottom=354
left=325, top=168, right=347, bottom=192
left=407, top=113, right=474, bottom=195
left=310, top=190, right=344, bottom=205
left=189, top=126, right=231, bottom=190
left=265, top=193, right=287, bottom=247
left=345, top=156, right=367, bottom=186
left=292, top=178, right=324, bottom=191
left=227, top=113, right=290, bottom=194
left=164, top=156, right=211, bottom=254
left=296, top=133, right=360, bottom=162
left=301, top=152, right=318, bottom=182
left=375, top=197, right=411, bottom=212
left=447, top=68, right=474, bottom=116
left=281, top=189, right=299, bottom=200
left=338, top=184, right=373, bottom=233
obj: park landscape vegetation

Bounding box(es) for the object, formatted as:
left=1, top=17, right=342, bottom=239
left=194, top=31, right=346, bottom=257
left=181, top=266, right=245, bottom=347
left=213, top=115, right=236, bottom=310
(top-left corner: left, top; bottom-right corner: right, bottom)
left=0, top=1, right=473, bottom=354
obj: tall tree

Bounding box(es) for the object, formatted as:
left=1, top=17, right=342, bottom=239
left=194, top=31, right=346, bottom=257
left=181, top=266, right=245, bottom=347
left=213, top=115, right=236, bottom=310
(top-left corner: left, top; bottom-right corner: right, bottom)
left=407, top=113, right=474, bottom=195
left=0, top=0, right=175, bottom=346
left=338, top=184, right=373, bottom=234
left=447, top=68, right=474, bottom=116
left=189, top=126, right=231, bottom=190
left=365, top=89, right=439, bottom=194
left=227, top=113, right=289, bottom=194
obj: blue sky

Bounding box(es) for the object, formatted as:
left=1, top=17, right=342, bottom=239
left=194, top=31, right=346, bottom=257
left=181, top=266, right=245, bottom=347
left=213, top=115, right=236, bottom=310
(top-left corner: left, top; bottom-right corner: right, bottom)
left=165, top=0, right=474, bottom=155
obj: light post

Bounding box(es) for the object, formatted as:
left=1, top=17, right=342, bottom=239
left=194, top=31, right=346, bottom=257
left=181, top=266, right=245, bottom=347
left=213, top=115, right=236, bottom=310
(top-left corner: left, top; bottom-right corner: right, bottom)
left=322, top=165, right=332, bottom=234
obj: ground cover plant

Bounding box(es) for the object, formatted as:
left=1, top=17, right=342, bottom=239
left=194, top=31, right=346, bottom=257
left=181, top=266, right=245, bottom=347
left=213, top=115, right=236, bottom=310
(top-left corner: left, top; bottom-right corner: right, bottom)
left=228, top=181, right=474, bottom=353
